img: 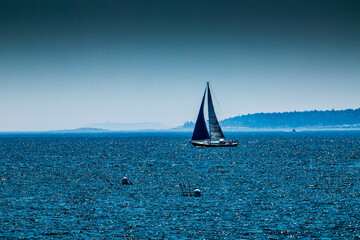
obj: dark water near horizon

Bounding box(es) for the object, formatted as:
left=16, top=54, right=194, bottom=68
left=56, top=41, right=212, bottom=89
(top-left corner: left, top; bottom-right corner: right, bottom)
left=1, top=131, right=360, bottom=239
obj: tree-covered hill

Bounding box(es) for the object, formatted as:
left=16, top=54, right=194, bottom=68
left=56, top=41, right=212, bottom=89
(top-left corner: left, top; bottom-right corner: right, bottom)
left=182, top=108, right=360, bottom=129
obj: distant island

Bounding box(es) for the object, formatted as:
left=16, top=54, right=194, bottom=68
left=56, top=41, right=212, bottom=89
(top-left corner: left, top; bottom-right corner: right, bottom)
left=52, top=128, right=109, bottom=133
left=85, top=122, right=168, bottom=131
left=48, top=123, right=169, bottom=133
left=180, top=108, right=360, bottom=130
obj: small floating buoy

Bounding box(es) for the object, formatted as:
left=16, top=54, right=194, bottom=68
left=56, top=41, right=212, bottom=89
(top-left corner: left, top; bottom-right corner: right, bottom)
left=194, top=189, right=201, bottom=197
left=122, top=177, right=132, bottom=185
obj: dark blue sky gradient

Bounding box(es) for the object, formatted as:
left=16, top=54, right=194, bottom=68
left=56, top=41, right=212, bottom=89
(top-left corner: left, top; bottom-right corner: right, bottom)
left=2, top=0, right=360, bottom=52
left=1, top=0, right=360, bottom=130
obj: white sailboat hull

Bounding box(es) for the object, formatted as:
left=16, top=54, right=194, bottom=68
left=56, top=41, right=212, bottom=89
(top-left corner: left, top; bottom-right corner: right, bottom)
left=190, top=140, right=238, bottom=147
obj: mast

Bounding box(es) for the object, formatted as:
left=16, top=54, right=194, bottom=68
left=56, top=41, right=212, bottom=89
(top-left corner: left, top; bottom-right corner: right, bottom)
left=207, top=82, right=225, bottom=139
left=207, top=83, right=211, bottom=140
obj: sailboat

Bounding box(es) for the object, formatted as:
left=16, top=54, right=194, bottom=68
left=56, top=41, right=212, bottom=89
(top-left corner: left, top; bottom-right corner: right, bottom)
left=190, top=82, right=238, bottom=147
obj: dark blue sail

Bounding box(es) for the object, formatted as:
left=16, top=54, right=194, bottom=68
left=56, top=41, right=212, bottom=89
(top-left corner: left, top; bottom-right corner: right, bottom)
left=207, top=82, right=225, bottom=139
left=191, top=89, right=210, bottom=141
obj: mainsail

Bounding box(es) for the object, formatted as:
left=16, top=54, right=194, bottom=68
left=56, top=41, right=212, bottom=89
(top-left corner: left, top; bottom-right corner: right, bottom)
left=191, top=89, right=210, bottom=141
left=207, top=82, right=225, bottom=139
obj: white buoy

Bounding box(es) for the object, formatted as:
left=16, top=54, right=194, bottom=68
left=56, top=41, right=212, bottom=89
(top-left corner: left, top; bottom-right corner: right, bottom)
left=194, top=189, right=201, bottom=197
left=122, top=177, right=132, bottom=185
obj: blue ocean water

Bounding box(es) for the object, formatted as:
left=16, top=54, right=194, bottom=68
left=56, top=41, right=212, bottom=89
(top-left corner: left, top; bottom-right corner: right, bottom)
left=1, top=131, right=360, bottom=239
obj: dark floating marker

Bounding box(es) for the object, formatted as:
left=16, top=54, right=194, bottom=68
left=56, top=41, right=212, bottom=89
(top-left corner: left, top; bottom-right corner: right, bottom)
left=194, top=189, right=201, bottom=197
left=179, top=182, right=191, bottom=196
left=122, top=177, right=132, bottom=185
left=105, top=178, right=114, bottom=185
left=179, top=182, right=201, bottom=197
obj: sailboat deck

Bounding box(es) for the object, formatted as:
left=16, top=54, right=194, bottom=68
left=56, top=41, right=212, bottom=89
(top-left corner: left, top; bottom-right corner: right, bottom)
left=190, top=140, right=238, bottom=147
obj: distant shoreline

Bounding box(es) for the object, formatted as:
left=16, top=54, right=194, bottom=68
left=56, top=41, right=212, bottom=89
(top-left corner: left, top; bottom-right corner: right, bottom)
left=2, top=108, right=360, bottom=133
left=2, top=127, right=360, bottom=134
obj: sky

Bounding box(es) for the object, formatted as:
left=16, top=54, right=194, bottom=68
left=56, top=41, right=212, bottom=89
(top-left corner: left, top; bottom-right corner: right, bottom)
left=1, top=0, right=360, bottom=131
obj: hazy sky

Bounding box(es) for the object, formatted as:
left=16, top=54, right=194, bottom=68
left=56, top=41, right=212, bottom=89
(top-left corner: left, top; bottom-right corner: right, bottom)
left=1, top=0, right=360, bottom=131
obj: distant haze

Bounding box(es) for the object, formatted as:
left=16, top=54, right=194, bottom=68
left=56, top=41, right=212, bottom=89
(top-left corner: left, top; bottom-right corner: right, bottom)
left=86, top=122, right=169, bottom=131
left=1, top=0, right=359, bottom=131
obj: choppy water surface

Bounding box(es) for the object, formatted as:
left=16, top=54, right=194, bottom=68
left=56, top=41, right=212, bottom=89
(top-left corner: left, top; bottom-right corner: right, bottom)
left=1, top=131, right=360, bottom=239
